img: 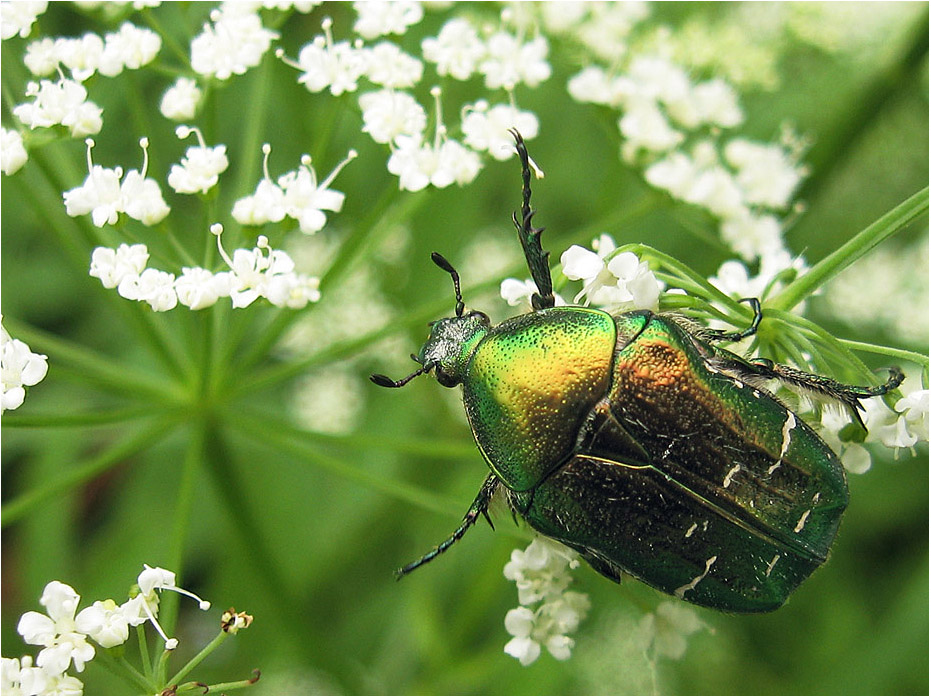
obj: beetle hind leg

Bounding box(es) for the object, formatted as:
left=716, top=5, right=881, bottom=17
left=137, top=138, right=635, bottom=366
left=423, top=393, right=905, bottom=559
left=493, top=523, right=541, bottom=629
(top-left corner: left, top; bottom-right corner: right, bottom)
left=729, top=358, right=904, bottom=429
left=396, top=473, right=500, bottom=578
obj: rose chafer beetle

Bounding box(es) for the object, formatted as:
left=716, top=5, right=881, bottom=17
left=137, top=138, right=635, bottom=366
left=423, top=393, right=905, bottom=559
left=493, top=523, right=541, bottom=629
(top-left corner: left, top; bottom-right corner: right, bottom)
left=372, top=131, right=903, bottom=613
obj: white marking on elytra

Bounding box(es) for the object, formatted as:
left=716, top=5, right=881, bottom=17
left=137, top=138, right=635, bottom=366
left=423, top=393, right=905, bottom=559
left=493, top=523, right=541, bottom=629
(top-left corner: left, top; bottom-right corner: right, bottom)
left=723, top=463, right=741, bottom=488
left=752, top=389, right=761, bottom=398
left=733, top=379, right=744, bottom=389
left=765, top=554, right=780, bottom=578
left=812, top=492, right=821, bottom=504
left=767, top=412, right=797, bottom=475
left=685, top=522, right=698, bottom=538
left=793, top=509, right=811, bottom=533
left=675, top=555, right=718, bottom=599
left=702, top=520, right=709, bottom=532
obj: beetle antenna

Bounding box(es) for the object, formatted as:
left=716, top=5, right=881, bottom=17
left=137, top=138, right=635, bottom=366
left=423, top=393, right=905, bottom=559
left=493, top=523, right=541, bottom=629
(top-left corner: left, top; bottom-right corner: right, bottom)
left=370, top=363, right=433, bottom=388
left=396, top=473, right=499, bottom=578
left=431, top=252, right=465, bottom=317
left=509, top=129, right=555, bottom=311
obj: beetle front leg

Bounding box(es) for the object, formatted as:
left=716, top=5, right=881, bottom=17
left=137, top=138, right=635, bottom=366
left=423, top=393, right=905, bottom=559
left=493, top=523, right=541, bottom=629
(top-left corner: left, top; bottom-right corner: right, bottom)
left=396, top=473, right=500, bottom=578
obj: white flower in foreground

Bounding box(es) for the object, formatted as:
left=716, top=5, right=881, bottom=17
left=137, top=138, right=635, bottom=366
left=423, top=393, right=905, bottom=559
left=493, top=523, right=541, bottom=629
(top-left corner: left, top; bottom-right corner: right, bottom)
left=359, top=89, right=426, bottom=144
left=17, top=582, right=95, bottom=675
left=119, top=565, right=211, bottom=650
left=23, top=36, right=58, bottom=76
left=500, top=278, right=568, bottom=309
left=168, top=125, right=229, bottom=194
left=214, top=228, right=321, bottom=309
left=160, top=77, right=202, bottom=121
left=287, top=17, right=367, bottom=96
left=561, top=236, right=661, bottom=311
left=175, top=267, right=231, bottom=310
left=1, top=321, right=48, bottom=413
left=387, top=133, right=480, bottom=191
left=421, top=17, right=485, bottom=81
left=118, top=268, right=178, bottom=311
left=89, top=243, right=149, bottom=289
left=1, top=655, right=83, bottom=697
left=1, top=127, right=28, bottom=175
left=191, top=7, right=278, bottom=80
left=462, top=101, right=539, bottom=160
left=479, top=31, right=551, bottom=90
left=503, top=538, right=590, bottom=666
left=863, top=386, right=930, bottom=453
left=52, top=33, right=103, bottom=82
left=74, top=600, right=129, bottom=649
left=64, top=138, right=169, bottom=227
left=1, top=0, right=47, bottom=40
left=232, top=145, right=288, bottom=226
left=361, top=41, right=423, bottom=88
left=352, top=0, right=423, bottom=40
left=13, top=77, right=102, bottom=137
left=98, top=22, right=161, bottom=76
left=279, top=150, right=356, bottom=234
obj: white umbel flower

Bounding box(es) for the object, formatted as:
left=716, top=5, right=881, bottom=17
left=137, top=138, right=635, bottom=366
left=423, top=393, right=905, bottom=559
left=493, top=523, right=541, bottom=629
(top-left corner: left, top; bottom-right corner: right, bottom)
left=359, top=89, right=426, bottom=144
left=1, top=0, right=47, bottom=40
left=421, top=18, right=485, bottom=81
left=191, top=7, right=278, bottom=80
left=1, top=127, right=28, bottom=175
left=159, top=77, right=202, bottom=121
left=287, top=17, right=366, bottom=96
left=462, top=101, right=539, bottom=160
left=17, top=582, right=95, bottom=675
left=13, top=77, right=102, bottom=137
left=352, top=0, right=423, bottom=40
left=167, top=125, right=229, bottom=194
left=1, top=321, right=48, bottom=413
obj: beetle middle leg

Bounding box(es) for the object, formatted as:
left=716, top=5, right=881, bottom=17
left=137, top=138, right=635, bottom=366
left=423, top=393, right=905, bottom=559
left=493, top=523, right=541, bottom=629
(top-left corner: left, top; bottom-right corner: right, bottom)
left=396, top=472, right=500, bottom=578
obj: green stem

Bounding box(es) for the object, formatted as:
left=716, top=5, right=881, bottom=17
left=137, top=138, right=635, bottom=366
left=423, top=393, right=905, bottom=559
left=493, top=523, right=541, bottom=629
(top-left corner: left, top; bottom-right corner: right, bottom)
left=165, top=631, right=228, bottom=688
left=1, top=418, right=175, bottom=527
left=1, top=406, right=154, bottom=428
left=137, top=624, right=152, bottom=679
left=838, top=339, right=931, bottom=370
left=230, top=408, right=465, bottom=518
left=91, top=649, right=156, bottom=694
left=771, top=187, right=928, bottom=312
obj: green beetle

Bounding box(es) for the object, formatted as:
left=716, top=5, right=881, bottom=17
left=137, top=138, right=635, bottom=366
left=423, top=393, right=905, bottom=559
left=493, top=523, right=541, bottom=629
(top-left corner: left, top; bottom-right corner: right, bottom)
left=372, top=131, right=902, bottom=612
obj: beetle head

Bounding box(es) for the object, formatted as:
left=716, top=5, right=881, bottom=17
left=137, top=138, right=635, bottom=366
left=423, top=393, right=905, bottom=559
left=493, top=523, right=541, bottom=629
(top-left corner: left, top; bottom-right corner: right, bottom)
left=370, top=252, right=489, bottom=390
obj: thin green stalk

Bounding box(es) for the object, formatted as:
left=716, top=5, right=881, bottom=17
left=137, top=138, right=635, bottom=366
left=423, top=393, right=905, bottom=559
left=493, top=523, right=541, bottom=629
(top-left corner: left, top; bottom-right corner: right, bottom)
left=1, top=406, right=154, bottom=428
left=838, top=339, right=930, bottom=370
left=91, top=649, right=156, bottom=694
left=229, top=408, right=464, bottom=518
left=1, top=418, right=175, bottom=527
left=771, top=187, right=928, bottom=312
left=159, top=424, right=205, bottom=638
left=4, top=319, right=186, bottom=404
left=137, top=624, right=152, bottom=679
left=165, top=631, right=228, bottom=688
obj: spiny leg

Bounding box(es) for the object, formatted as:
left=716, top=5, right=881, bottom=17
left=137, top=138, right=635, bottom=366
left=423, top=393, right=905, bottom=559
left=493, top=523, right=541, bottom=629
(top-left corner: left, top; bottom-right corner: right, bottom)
left=703, top=298, right=763, bottom=343
left=736, top=359, right=904, bottom=429
left=509, top=129, right=554, bottom=310
left=396, top=473, right=500, bottom=578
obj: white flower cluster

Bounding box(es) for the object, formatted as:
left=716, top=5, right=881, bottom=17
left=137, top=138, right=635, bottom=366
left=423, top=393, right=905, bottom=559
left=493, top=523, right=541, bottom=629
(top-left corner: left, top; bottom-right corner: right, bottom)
left=1, top=126, right=28, bottom=175
left=232, top=144, right=355, bottom=235
left=159, top=77, right=202, bottom=122
left=1, top=320, right=48, bottom=413
left=13, top=76, right=102, bottom=138
left=190, top=5, right=279, bottom=80
left=3, top=566, right=210, bottom=696
left=0, top=0, right=47, bottom=41
left=23, top=22, right=161, bottom=81
left=500, top=234, right=662, bottom=314
left=502, top=538, right=591, bottom=666
left=90, top=232, right=321, bottom=313
left=167, top=125, right=229, bottom=195
left=820, top=382, right=930, bottom=475
left=277, top=10, right=547, bottom=192
left=63, top=138, right=169, bottom=227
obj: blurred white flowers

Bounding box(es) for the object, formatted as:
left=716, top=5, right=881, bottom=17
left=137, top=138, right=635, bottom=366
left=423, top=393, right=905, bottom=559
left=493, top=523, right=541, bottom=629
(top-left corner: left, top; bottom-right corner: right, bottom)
left=503, top=538, right=591, bottom=665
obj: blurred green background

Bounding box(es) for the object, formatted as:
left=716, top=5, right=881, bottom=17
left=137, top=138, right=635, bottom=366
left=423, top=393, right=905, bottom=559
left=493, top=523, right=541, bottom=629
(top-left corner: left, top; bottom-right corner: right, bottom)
left=2, top=2, right=928, bottom=694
